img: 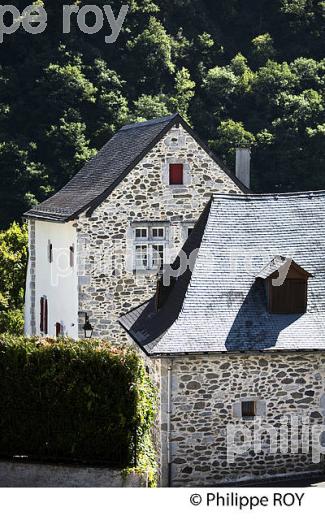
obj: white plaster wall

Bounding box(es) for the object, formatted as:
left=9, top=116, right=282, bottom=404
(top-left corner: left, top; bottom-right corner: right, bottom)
left=33, top=220, right=78, bottom=339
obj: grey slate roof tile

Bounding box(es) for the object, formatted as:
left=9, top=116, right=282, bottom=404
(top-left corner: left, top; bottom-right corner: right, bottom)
left=24, top=114, right=247, bottom=222
left=120, top=191, right=325, bottom=356
left=25, top=115, right=178, bottom=221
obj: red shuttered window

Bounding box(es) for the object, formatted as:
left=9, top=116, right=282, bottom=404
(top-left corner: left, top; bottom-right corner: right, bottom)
left=169, top=164, right=184, bottom=185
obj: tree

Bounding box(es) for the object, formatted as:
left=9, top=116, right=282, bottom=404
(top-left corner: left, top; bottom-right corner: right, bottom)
left=0, top=222, right=28, bottom=334
left=171, top=68, right=195, bottom=121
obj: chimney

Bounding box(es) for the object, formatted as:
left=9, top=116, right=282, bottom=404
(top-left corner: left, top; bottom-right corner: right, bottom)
left=235, top=147, right=251, bottom=189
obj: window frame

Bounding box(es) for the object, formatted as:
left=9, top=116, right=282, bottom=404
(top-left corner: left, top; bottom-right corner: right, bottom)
left=133, top=224, right=169, bottom=271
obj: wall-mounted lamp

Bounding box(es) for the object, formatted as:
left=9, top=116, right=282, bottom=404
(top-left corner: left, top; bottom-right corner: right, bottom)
left=79, top=312, right=93, bottom=339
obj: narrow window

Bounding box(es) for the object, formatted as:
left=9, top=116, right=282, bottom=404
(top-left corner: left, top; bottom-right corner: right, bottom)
left=169, top=164, right=184, bottom=185
left=70, top=245, right=75, bottom=267
left=152, top=244, right=164, bottom=269
left=241, top=401, right=256, bottom=418
left=135, top=245, right=149, bottom=270
left=40, top=297, right=48, bottom=335
left=48, top=241, right=53, bottom=263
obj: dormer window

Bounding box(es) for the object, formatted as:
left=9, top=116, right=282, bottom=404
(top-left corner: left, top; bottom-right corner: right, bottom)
left=268, top=279, right=307, bottom=314
left=169, top=164, right=184, bottom=185
left=257, top=257, right=311, bottom=315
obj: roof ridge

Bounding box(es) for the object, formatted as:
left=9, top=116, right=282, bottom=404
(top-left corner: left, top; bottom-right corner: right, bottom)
left=119, top=113, right=179, bottom=131
left=212, top=190, right=325, bottom=201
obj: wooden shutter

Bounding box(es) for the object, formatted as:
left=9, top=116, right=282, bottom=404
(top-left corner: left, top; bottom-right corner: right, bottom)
left=241, top=401, right=256, bottom=418
left=270, top=279, right=307, bottom=314
left=169, top=164, right=184, bottom=185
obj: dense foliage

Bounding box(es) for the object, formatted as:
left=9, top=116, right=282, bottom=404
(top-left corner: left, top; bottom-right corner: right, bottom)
left=0, top=0, right=324, bottom=228
left=0, top=223, right=28, bottom=334
left=0, top=335, right=157, bottom=470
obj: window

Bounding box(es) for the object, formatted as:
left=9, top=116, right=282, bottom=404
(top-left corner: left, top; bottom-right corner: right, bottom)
left=40, top=297, right=48, bottom=334
left=70, top=245, right=75, bottom=267
left=135, top=245, right=148, bottom=270
left=152, top=245, right=164, bottom=269
left=169, top=163, right=184, bottom=185
left=135, top=228, right=148, bottom=240
left=152, top=227, right=165, bottom=239
left=133, top=224, right=168, bottom=271
left=241, top=401, right=256, bottom=418
left=268, top=279, right=307, bottom=314
left=186, top=227, right=194, bottom=238
left=48, top=241, right=53, bottom=263
left=55, top=322, right=63, bottom=337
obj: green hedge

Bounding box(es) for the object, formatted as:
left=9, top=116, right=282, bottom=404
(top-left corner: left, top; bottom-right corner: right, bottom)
left=0, top=335, right=157, bottom=470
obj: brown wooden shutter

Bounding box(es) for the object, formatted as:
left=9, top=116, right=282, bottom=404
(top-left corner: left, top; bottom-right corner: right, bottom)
left=242, top=401, right=256, bottom=418
left=270, top=279, right=307, bottom=314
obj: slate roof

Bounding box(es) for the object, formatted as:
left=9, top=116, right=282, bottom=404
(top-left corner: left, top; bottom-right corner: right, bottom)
left=24, top=113, right=246, bottom=222
left=119, top=191, right=325, bottom=356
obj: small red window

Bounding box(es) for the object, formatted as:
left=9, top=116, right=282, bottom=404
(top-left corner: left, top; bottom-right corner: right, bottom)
left=169, top=164, right=184, bottom=185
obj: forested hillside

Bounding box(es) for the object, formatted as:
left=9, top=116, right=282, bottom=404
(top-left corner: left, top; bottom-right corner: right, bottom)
left=0, top=0, right=324, bottom=228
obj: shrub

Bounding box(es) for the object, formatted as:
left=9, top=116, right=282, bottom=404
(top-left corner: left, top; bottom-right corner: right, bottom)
left=0, top=335, right=157, bottom=471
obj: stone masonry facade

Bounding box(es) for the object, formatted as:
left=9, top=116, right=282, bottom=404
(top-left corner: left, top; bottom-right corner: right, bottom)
left=76, top=123, right=242, bottom=343
left=160, top=352, right=325, bottom=486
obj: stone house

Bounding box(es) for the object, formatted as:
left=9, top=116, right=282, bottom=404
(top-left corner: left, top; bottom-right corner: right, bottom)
left=120, top=192, right=325, bottom=486
left=24, top=113, right=247, bottom=342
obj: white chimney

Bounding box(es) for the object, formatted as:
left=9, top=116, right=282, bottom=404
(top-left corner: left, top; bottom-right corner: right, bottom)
left=235, top=148, right=251, bottom=189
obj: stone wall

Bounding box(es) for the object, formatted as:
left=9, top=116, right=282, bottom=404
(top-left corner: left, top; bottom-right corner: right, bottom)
left=76, top=123, right=242, bottom=343
left=0, top=460, right=148, bottom=487
left=24, top=219, right=36, bottom=335
left=160, top=352, right=325, bottom=486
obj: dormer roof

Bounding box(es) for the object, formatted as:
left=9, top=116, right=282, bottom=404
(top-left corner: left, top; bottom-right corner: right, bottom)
left=256, top=256, right=312, bottom=281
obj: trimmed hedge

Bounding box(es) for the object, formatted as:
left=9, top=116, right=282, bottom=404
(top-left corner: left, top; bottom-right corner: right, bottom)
left=0, top=335, right=157, bottom=469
